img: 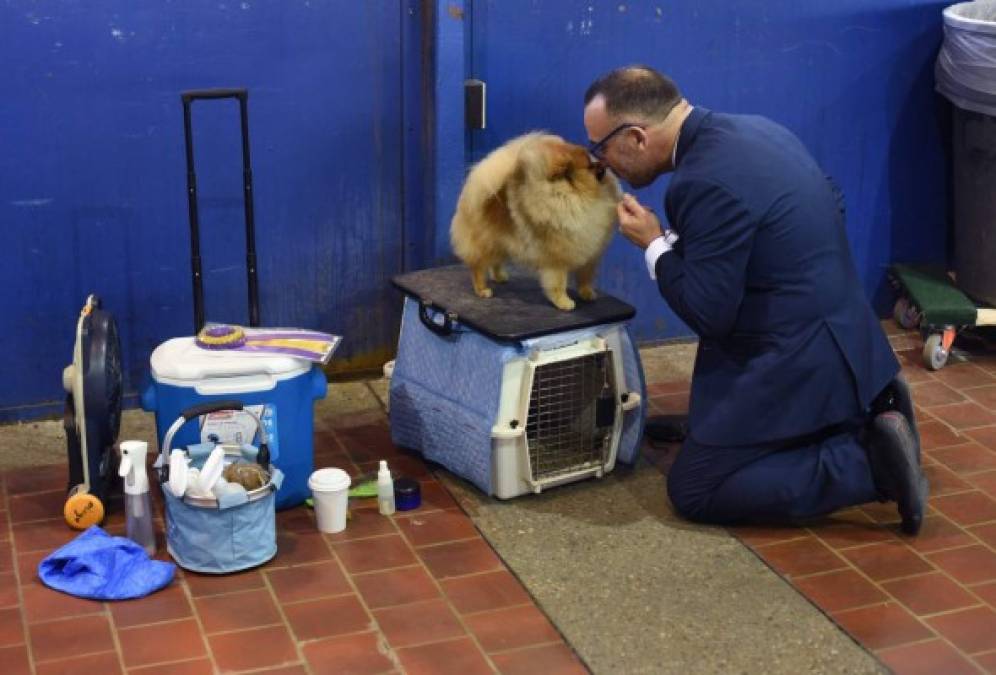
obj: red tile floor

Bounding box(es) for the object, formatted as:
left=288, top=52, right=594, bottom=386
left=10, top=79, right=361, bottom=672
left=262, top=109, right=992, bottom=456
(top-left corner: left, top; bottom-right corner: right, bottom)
left=644, top=324, right=996, bottom=675
left=0, top=421, right=586, bottom=674
left=5, top=322, right=996, bottom=674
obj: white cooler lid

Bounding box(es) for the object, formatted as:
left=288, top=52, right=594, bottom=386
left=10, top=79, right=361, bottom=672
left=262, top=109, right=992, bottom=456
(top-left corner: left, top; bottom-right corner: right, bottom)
left=151, top=337, right=311, bottom=383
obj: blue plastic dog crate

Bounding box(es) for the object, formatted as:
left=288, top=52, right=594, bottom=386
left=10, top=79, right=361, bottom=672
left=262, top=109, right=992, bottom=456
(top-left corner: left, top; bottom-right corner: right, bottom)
left=388, top=266, right=646, bottom=498
left=141, top=337, right=327, bottom=509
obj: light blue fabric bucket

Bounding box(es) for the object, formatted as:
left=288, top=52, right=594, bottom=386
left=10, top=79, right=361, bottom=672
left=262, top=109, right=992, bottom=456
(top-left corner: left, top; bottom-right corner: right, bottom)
left=159, top=402, right=282, bottom=574
left=163, top=466, right=282, bottom=574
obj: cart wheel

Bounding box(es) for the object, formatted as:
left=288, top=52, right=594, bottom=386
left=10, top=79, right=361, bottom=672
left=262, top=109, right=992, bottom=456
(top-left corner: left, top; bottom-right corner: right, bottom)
left=923, top=333, right=949, bottom=371
left=893, top=297, right=919, bottom=330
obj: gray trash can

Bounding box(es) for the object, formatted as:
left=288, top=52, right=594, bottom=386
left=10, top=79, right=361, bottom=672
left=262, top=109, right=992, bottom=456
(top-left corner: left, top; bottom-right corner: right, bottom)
left=936, top=0, right=996, bottom=306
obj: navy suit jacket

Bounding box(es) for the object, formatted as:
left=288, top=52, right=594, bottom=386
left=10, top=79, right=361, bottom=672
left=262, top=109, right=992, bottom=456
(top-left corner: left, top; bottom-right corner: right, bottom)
left=657, top=108, right=899, bottom=447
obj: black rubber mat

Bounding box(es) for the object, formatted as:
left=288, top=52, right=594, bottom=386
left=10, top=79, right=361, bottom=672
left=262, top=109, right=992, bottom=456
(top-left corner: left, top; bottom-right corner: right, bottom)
left=392, top=265, right=636, bottom=342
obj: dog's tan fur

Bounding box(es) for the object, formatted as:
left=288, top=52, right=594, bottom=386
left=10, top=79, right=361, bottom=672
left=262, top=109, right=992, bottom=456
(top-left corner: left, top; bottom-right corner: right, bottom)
left=450, top=132, right=621, bottom=311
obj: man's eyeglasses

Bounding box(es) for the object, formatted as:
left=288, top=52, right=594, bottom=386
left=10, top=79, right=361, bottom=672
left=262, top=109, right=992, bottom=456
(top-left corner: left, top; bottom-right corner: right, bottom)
left=588, top=123, right=644, bottom=160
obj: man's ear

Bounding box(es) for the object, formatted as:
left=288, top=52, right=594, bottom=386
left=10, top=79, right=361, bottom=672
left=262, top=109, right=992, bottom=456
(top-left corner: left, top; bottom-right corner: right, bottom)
left=629, top=126, right=648, bottom=150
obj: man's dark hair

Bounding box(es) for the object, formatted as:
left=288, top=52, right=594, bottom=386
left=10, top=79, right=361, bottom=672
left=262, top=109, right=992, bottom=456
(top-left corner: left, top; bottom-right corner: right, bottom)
left=584, top=65, right=681, bottom=123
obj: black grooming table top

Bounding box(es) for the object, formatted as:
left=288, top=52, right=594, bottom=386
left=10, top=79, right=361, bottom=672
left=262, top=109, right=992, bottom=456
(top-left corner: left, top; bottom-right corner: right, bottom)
left=392, top=265, right=636, bottom=342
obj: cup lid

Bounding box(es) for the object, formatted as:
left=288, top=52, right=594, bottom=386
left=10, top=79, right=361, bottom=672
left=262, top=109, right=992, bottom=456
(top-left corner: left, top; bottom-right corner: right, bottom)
left=309, top=467, right=351, bottom=492
left=393, top=477, right=420, bottom=495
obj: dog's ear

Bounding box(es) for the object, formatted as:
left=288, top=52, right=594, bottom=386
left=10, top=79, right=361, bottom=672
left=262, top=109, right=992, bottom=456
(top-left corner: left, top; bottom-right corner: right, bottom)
left=516, top=136, right=569, bottom=182
left=542, top=145, right=575, bottom=182
left=537, top=141, right=574, bottom=183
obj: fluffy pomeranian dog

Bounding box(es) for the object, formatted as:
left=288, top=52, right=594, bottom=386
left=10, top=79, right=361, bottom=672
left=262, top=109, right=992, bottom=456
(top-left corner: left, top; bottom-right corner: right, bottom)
left=450, top=132, right=621, bottom=311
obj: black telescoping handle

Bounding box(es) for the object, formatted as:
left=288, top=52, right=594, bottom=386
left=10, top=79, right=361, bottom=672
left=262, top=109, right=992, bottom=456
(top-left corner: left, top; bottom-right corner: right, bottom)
left=181, top=87, right=261, bottom=333
left=182, top=88, right=247, bottom=102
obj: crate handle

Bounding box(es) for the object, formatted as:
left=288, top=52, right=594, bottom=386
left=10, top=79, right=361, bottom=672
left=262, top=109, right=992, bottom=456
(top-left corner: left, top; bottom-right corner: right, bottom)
left=418, top=300, right=457, bottom=337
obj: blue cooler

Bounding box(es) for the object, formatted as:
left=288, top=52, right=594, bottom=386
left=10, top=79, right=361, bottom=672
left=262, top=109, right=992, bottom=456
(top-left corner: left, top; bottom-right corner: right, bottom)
left=141, top=337, right=327, bottom=509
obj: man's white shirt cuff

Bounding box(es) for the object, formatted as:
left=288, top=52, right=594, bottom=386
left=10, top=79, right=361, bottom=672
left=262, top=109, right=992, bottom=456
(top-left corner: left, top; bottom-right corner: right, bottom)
left=644, top=230, right=678, bottom=280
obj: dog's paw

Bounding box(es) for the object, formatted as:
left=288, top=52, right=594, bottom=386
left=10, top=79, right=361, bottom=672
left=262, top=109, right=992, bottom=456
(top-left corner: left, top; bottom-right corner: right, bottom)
left=578, top=286, right=597, bottom=301
left=552, top=296, right=576, bottom=311
left=475, top=287, right=493, bottom=299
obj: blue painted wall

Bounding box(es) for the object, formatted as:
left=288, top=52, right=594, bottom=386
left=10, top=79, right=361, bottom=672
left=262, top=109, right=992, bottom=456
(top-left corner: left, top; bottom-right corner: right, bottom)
left=0, top=0, right=953, bottom=419
left=462, top=0, right=951, bottom=343
left=0, top=1, right=412, bottom=420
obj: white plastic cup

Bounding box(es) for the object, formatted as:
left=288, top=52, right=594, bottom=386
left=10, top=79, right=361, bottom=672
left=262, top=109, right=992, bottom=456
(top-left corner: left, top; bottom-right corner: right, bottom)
left=308, top=468, right=351, bottom=533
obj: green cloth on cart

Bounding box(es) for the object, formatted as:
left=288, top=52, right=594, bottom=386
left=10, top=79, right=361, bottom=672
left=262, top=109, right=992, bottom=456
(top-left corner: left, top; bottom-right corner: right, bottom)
left=890, top=264, right=978, bottom=327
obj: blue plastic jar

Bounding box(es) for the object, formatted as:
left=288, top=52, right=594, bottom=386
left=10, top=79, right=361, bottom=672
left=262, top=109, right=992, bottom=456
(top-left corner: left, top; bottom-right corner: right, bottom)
left=394, top=478, right=421, bottom=511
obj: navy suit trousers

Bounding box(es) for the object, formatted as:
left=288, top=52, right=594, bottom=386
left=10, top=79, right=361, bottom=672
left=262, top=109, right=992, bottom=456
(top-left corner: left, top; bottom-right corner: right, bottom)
left=666, top=418, right=880, bottom=524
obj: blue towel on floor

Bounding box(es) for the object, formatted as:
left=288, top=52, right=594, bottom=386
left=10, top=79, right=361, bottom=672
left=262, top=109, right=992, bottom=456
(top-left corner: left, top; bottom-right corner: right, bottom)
left=38, top=526, right=176, bottom=601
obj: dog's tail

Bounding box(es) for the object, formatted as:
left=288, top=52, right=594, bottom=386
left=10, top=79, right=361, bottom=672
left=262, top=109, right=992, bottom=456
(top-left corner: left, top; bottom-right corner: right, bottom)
left=460, top=132, right=554, bottom=209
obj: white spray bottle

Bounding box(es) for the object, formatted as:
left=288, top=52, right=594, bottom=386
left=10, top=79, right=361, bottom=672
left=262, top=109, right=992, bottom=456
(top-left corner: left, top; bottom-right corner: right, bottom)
left=377, top=460, right=396, bottom=516
left=119, top=440, right=156, bottom=556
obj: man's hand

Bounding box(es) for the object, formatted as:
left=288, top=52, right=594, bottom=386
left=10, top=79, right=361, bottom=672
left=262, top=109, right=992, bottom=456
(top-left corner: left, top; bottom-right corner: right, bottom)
left=617, top=194, right=664, bottom=249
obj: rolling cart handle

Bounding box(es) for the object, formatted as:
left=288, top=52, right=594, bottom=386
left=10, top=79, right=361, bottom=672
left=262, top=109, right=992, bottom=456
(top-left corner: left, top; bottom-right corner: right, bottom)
left=181, top=87, right=260, bottom=333
left=158, top=401, right=270, bottom=481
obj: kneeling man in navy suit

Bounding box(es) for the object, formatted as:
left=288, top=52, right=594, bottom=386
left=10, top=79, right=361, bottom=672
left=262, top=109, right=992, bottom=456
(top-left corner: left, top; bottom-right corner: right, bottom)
left=583, top=65, right=928, bottom=534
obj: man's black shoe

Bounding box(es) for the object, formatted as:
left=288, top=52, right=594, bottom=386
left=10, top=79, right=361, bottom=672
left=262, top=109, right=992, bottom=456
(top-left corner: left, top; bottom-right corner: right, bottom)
left=866, top=411, right=929, bottom=535
left=871, top=376, right=920, bottom=457
left=644, top=415, right=689, bottom=443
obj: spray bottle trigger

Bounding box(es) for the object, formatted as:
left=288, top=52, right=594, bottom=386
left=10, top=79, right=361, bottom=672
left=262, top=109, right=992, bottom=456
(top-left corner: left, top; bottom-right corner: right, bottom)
left=118, top=454, right=132, bottom=480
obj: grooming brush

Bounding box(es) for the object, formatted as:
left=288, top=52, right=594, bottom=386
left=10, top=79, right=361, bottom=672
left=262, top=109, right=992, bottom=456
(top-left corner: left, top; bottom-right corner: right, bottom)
left=223, top=462, right=269, bottom=491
